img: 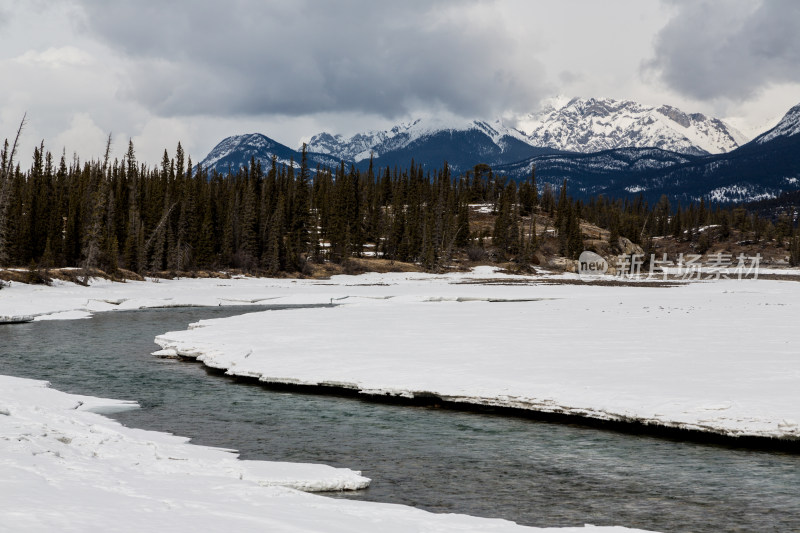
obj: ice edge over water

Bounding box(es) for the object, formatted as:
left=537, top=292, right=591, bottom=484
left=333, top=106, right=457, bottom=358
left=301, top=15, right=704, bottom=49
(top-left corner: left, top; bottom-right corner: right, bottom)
left=156, top=335, right=800, bottom=443
left=0, top=375, right=655, bottom=532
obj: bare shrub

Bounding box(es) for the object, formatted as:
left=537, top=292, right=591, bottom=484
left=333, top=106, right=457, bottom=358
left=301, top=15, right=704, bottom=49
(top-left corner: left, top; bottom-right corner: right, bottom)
left=466, top=246, right=486, bottom=261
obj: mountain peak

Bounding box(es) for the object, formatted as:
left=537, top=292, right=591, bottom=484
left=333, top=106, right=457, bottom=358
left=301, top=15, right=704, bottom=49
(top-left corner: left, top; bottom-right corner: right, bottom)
left=199, top=132, right=341, bottom=174
left=200, top=133, right=277, bottom=170
left=755, top=102, right=800, bottom=144
left=199, top=97, right=783, bottom=177
left=305, top=116, right=530, bottom=164
left=518, top=97, right=745, bottom=155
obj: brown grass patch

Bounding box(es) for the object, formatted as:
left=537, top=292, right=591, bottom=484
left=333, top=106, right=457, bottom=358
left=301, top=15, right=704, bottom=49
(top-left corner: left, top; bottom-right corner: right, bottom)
left=308, top=258, right=422, bottom=278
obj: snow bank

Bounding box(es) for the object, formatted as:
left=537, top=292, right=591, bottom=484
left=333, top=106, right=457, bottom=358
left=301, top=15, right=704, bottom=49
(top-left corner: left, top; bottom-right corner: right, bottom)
left=0, top=375, right=368, bottom=491
left=3, top=269, right=800, bottom=441
left=153, top=277, right=800, bottom=440
left=0, top=375, right=649, bottom=532
left=0, top=268, right=526, bottom=320
left=0, top=314, right=33, bottom=323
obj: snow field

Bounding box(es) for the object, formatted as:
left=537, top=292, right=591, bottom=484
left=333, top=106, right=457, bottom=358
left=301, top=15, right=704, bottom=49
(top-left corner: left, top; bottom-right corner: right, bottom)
left=150, top=274, right=800, bottom=439
left=0, top=375, right=651, bottom=532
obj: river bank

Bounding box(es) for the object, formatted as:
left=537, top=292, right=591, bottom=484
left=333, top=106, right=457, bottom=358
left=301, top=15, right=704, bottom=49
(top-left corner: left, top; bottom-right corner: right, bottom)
left=4, top=374, right=657, bottom=532
left=3, top=268, right=799, bottom=445
left=3, top=301, right=799, bottom=531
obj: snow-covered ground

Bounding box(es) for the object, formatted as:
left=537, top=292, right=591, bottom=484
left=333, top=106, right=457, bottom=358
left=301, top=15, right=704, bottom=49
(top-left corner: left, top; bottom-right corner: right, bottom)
left=0, top=375, right=649, bottom=532
left=1, top=267, right=797, bottom=530
left=0, top=267, right=800, bottom=438
left=152, top=277, right=799, bottom=440
left=3, top=268, right=797, bottom=439
left=0, top=268, right=537, bottom=322
left=133, top=271, right=796, bottom=441
left=2, top=268, right=800, bottom=441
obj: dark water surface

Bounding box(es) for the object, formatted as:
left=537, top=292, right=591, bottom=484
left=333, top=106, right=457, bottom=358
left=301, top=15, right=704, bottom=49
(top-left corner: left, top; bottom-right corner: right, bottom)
left=1, top=306, right=798, bottom=532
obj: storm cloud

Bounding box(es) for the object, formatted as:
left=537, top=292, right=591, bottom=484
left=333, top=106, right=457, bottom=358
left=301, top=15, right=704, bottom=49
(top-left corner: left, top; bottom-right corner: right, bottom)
left=74, top=0, right=548, bottom=119
left=3, top=0, right=798, bottom=164
left=649, top=0, right=800, bottom=101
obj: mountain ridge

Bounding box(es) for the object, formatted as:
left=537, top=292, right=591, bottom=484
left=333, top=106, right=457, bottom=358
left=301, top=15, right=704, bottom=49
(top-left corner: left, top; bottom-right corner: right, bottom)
left=199, top=133, right=342, bottom=173
left=496, top=101, right=800, bottom=204
left=196, top=99, right=800, bottom=205
left=517, top=97, right=746, bottom=155
left=305, top=97, right=747, bottom=162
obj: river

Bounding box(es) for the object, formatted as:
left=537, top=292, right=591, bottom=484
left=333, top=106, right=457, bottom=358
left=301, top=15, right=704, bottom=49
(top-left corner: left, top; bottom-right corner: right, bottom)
left=1, top=306, right=797, bottom=532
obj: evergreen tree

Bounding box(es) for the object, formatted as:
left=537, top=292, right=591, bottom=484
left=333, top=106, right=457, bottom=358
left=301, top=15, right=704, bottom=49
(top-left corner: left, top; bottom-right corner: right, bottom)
left=0, top=130, right=785, bottom=279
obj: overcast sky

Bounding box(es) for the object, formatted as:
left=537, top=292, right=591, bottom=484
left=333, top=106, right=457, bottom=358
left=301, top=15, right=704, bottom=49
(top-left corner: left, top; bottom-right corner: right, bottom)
left=1, top=0, right=798, bottom=164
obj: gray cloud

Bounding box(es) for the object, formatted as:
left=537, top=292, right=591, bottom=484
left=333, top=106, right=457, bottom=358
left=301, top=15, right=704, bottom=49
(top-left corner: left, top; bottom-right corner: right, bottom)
left=0, top=4, right=10, bottom=28
left=649, top=0, right=800, bottom=101
left=558, top=70, right=583, bottom=86
left=74, top=0, right=547, bottom=119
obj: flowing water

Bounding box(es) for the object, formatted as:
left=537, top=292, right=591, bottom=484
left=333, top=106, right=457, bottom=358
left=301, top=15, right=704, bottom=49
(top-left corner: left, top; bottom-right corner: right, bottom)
left=1, top=306, right=798, bottom=532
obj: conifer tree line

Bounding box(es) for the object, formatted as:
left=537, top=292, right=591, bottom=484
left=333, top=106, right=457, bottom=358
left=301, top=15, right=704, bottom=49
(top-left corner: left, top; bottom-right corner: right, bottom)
left=0, top=139, right=484, bottom=274
left=577, top=191, right=799, bottom=262
left=1, top=135, right=798, bottom=276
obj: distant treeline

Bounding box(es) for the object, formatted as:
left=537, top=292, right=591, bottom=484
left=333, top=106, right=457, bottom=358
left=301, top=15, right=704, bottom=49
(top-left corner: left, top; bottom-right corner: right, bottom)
left=0, top=137, right=798, bottom=275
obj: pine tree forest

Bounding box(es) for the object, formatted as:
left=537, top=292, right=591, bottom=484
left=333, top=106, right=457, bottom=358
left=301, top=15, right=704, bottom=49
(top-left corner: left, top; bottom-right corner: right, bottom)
left=1, top=137, right=798, bottom=281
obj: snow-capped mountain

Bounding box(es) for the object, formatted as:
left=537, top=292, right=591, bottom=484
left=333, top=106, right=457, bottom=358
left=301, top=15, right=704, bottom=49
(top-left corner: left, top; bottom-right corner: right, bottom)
left=518, top=97, right=747, bottom=156
left=200, top=134, right=291, bottom=171
left=201, top=122, right=556, bottom=175
left=305, top=131, right=389, bottom=162
left=198, top=133, right=340, bottom=174
left=307, top=117, right=533, bottom=163
left=754, top=102, right=800, bottom=144
left=198, top=99, right=800, bottom=205
left=306, top=116, right=559, bottom=172
left=305, top=98, right=747, bottom=168
left=496, top=100, right=800, bottom=204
